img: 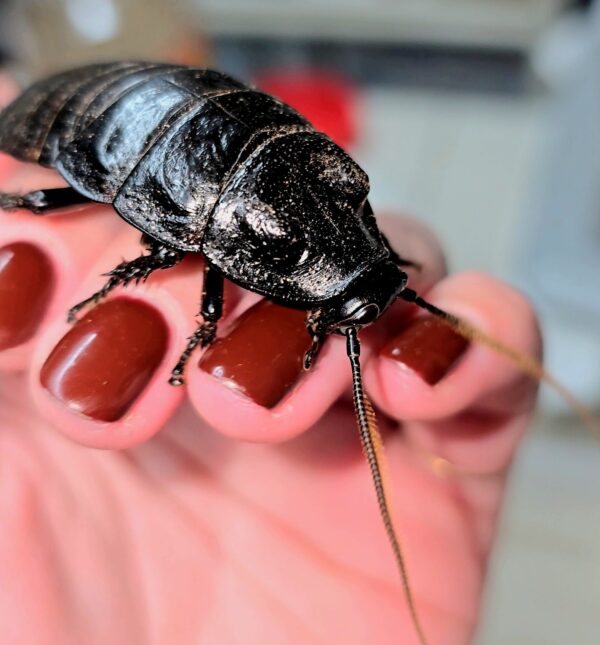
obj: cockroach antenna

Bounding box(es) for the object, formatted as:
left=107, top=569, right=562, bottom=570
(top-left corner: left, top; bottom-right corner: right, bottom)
left=399, top=288, right=600, bottom=436
left=346, top=287, right=600, bottom=645
left=346, top=327, right=429, bottom=645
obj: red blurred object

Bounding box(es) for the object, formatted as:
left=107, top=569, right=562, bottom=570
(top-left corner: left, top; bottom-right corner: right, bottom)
left=255, top=69, right=359, bottom=150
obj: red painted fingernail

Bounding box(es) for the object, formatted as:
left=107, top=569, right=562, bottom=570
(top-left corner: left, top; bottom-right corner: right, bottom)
left=381, top=315, right=469, bottom=385
left=199, top=299, right=313, bottom=408
left=40, top=299, right=168, bottom=422
left=0, top=242, right=54, bottom=350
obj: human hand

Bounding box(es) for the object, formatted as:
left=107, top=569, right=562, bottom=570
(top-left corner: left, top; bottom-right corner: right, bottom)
left=0, top=74, right=540, bottom=645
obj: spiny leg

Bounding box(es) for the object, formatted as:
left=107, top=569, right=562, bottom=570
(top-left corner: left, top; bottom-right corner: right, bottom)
left=303, top=309, right=327, bottom=370
left=0, top=187, right=93, bottom=214
left=169, top=265, right=224, bottom=386
left=67, top=240, right=185, bottom=323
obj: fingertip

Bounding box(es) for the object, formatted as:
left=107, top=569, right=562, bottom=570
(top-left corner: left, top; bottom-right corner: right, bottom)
left=0, top=204, right=121, bottom=371
left=0, top=167, right=122, bottom=371
left=366, top=271, right=542, bottom=423
left=186, top=332, right=351, bottom=443
left=26, top=233, right=199, bottom=449
left=29, top=289, right=188, bottom=449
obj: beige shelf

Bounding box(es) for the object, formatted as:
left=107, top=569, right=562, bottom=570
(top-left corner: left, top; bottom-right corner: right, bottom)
left=192, top=0, right=568, bottom=50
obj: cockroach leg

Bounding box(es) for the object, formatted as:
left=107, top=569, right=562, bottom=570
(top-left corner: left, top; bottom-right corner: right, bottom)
left=0, top=187, right=92, bottom=214
left=303, top=309, right=326, bottom=370
left=67, top=242, right=185, bottom=323
left=169, top=265, right=224, bottom=386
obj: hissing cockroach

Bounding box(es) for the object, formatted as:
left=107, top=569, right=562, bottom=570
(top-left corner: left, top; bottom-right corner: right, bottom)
left=0, top=61, right=595, bottom=645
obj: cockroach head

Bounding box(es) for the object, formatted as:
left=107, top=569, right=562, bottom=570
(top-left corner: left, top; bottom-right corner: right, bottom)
left=324, top=259, right=408, bottom=333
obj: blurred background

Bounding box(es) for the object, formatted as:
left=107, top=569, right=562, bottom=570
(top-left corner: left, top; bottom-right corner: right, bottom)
left=0, top=0, right=599, bottom=642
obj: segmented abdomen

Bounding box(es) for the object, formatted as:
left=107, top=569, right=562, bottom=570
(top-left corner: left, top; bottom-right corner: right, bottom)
left=0, top=61, right=312, bottom=250
left=0, top=62, right=254, bottom=170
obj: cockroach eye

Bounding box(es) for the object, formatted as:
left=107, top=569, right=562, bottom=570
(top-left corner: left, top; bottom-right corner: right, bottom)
left=336, top=303, right=380, bottom=329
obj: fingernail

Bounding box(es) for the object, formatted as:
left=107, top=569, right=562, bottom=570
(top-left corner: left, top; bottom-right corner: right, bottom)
left=199, top=299, right=312, bottom=408
left=381, top=315, right=469, bottom=385
left=0, top=242, right=54, bottom=350
left=40, top=299, right=168, bottom=422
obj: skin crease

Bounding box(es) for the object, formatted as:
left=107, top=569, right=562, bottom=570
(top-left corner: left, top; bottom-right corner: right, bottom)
left=0, top=74, right=541, bottom=645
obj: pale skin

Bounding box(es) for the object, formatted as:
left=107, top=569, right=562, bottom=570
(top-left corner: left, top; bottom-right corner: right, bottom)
left=0, top=75, right=541, bottom=645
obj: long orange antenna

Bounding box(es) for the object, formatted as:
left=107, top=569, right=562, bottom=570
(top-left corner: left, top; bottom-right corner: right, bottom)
left=399, top=288, right=600, bottom=436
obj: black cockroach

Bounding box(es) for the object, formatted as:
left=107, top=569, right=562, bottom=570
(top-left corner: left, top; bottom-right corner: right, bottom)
left=0, top=61, right=595, bottom=645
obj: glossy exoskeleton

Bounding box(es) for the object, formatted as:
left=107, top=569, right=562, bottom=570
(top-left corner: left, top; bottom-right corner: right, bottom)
left=0, top=61, right=416, bottom=383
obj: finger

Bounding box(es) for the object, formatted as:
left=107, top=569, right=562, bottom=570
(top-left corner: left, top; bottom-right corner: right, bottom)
left=365, top=271, right=542, bottom=474
left=185, top=214, right=447, bottom=443
left=0, top=166, right=122, bottom=371
left=28, top=227, right=217, bottom=449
